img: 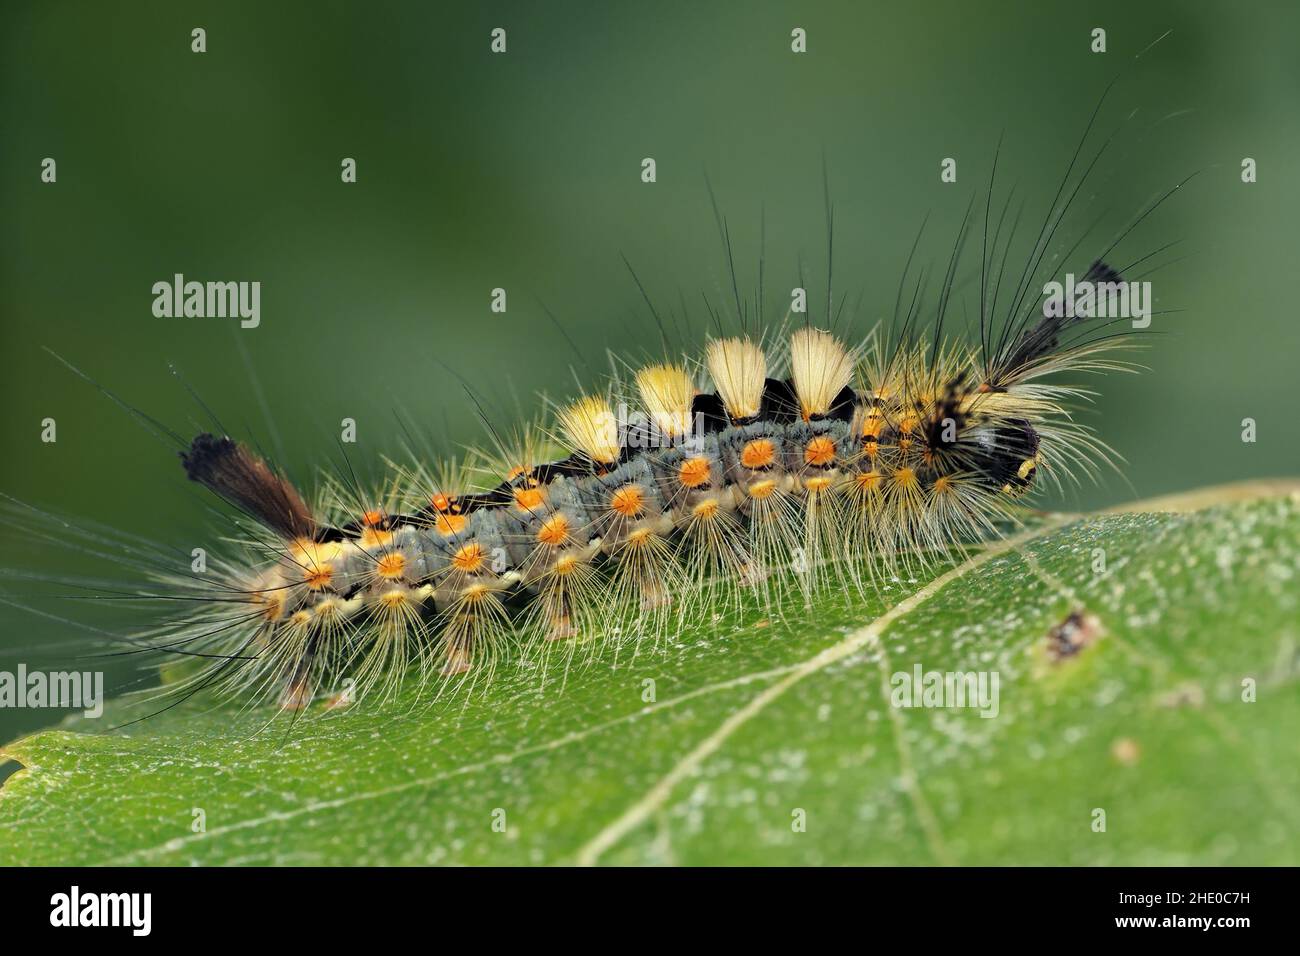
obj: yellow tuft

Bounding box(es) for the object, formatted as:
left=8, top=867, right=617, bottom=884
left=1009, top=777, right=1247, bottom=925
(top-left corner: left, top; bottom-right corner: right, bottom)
left=705, top=337, right=766, bottom=421
left=635, top=364, right=695, bottom=439
left=359, top=528, right=393, bottom=549
left=557, top=395, right=621, bottom=464
left=790, top=327, right=855, bottom=420
left=291, top=539, right=343, bottom=567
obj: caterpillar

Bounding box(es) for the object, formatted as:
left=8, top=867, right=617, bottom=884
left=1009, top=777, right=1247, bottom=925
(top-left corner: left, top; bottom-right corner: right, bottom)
left=5, top=98, right=1177, bottom=718
left=87, top=246, right=1126, bottom=713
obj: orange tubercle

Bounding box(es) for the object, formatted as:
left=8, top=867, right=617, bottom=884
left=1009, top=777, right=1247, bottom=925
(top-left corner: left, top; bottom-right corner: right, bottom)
left=678, top=456, right=711, bottom=488
left=740, top=439, right=776, bottom=470
left=451, top=542, right=485, bottom=573
left=435, top=513, right=467, bottom=536
left=804, top=435, right=837, bottom=467
left=609, top=484, right=644, bottom=517
left=537, top=513, right=570, bottom=547
left=376, top=551, right=406, bottom=579
left=513, top=486, right=545, bottom=512
left=304, top=567, right=333, bottom=590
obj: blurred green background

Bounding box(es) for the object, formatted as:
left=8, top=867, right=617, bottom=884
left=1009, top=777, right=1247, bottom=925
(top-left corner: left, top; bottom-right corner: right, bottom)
left=2, top=0, right=1298, bottom=745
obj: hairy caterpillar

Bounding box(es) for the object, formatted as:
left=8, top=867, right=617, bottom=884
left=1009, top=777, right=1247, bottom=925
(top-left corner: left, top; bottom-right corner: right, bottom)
left=99, top=253, right=1135, bottom=713
left=5, top=115, right=1177, bottom=720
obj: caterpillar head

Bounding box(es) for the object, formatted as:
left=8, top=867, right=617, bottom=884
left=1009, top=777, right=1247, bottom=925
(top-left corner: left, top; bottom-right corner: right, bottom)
left=978, top=419, right=1041, bottom=496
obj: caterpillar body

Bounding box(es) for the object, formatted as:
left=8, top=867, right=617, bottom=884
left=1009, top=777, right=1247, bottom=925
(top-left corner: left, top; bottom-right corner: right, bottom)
left=153, top=254, right=1132, bottom=711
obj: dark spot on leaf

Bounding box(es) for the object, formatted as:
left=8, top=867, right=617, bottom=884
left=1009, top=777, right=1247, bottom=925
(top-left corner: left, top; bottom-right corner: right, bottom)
left=1046, top=609, right=1104, bottom=662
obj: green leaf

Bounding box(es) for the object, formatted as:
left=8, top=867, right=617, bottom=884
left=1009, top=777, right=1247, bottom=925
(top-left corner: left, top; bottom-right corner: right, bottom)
left=2, top=481, right=1298, bottom=865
